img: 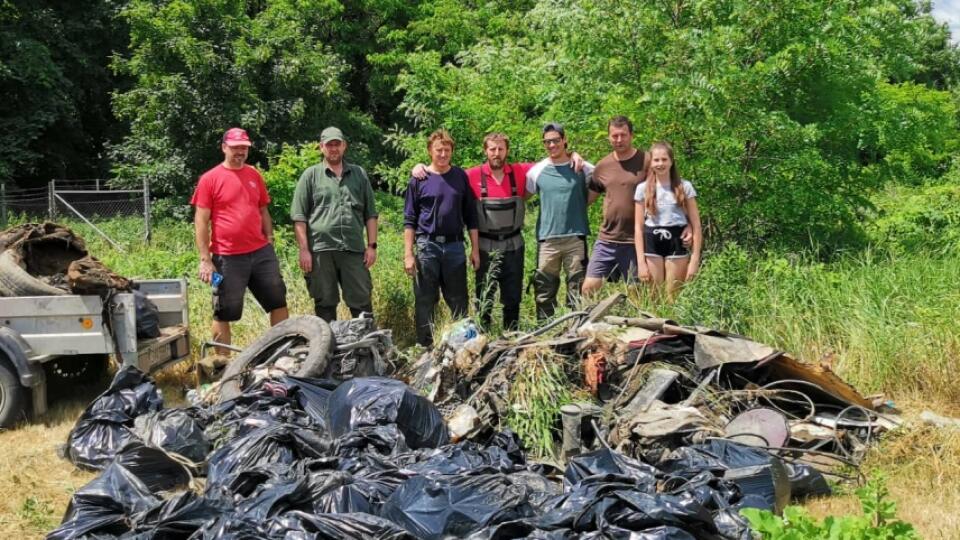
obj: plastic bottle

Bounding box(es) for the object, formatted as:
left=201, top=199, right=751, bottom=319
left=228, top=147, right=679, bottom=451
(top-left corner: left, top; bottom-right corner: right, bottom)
left=211, top=271, right=223, bottom=293
left=444, top=319, right=478, bottom=349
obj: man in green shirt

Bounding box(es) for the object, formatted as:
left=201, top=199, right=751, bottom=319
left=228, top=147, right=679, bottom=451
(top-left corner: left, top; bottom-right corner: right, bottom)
left=291, top=127, right=379, bottom=321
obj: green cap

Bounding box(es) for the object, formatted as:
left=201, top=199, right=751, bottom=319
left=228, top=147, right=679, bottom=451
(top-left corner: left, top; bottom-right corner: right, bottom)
left=320, top=126, right=345, bottom=143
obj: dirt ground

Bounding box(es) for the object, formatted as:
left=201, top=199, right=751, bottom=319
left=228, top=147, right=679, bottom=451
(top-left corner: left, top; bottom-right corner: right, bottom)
left=1, top=373, right=958, bottom=539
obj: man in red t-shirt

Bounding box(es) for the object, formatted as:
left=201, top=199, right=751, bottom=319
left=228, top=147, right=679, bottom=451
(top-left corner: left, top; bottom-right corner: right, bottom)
left=191, top=127, right=288, bottom=350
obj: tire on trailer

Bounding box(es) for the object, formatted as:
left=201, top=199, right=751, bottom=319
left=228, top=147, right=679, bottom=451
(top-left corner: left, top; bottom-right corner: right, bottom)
left=0, top=250, right=67, bottom=297
left=0, top=356, right=26, bottom=429
left=217, top=316, right=333, bottom=403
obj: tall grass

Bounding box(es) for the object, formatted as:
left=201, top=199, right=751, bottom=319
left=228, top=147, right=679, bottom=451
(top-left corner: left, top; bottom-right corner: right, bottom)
left=620, top=245, right=960, bottom=402
left=7, top=194, right=959, bottom=402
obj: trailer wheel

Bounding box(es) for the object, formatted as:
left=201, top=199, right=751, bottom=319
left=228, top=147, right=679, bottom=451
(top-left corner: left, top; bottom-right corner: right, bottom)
left=0, top=357, right=26, bottom=429
left=217, top=316, right=333, bottom=403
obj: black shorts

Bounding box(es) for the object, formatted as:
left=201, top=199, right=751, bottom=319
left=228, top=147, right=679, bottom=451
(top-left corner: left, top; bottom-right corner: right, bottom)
left=643, top=225, right=689, bottom=259
left=212, top=243, right=287, bottom=322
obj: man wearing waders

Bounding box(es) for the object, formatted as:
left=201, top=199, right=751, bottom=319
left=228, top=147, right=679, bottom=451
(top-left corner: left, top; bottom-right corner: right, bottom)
left=526, top=123, right=599, bottom=320
left=466, top=133, right=528, bottom=330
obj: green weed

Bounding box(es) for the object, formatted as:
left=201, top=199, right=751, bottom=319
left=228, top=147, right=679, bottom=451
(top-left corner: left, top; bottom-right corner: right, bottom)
left=505, top=349, right=576, bottom=459
left=742, top=474, right=920, bottom=539
left=17, top=496, right=56, bottom=532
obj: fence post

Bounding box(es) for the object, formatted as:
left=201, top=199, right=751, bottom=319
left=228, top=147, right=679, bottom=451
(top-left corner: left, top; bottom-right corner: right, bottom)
left=1, top=182, right=6, bottom=227
left=143, top=176, right=152, bottom=244
left=48, top=180, right=56, bottom=219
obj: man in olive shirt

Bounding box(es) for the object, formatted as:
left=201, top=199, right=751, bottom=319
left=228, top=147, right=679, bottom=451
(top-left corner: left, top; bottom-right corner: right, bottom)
left=291, top=127, right=378, bottom=321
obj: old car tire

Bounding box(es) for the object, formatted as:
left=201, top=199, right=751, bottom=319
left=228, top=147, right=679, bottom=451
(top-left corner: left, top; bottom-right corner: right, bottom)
left=0, top=357, right=26, bottom=429
left=0, top=250, right=68, bottom=297
left=218, top=316, right=333, bottom=403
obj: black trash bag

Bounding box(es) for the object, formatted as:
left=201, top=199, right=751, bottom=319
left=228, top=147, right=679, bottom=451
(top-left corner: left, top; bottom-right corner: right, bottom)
left=327, top=377, right=449, bottom=449
left=505, top=470, right=562, bottom=513
left=65, top=366, right=163, bottom=470
left=335, top=424, right=412, bottom=457
left=133, top=289, right=161, bottom=339
left=205, top=424, right=326, bottom=492
left=126, top=491, right=231, bottom=539
left=235, top=477, right=315, bottom=522
left=665, top=470, right=743, bottom=513
left=710, top=507, right=754, bottom=540
left=659, top=440, right=790, bottom=513
left=214, top=462, right=299, bottom=499
left=204, top=402, right=316, bottom=449
left=266, top=510, right=415, bottom=539
left=536, top=475, right=717, bottom=535
left=281, top=376, right=338, bottom=430
left=48, top=462, right=160, bottom=540
left=487, top=430, right=527, bottom=462
left=338, top=452, right=409, bottom=478
left=133, top=407, right=211, bottom=463
left=593, top=525, right=698, bottom=540
left=302, top=469, right=407, bottom=516
left=113, top=441, right=192, bottom=492
left=189, top=513, right=270, bottom=540
left=563, top=449, right=659, bottom=490
left=380, top=473, right=536, bottom=540
left=786, top=462, right=831, bottom=498
left=303, top=457, right=411, bottom=512
left=408, top=440, right=521, bottom=475
left=463, top=519, right=579, bottom=540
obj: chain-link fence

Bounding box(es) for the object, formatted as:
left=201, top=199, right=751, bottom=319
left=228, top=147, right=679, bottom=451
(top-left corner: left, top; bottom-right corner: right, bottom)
left=0, top=183, right=48, bottom=222
left=0, top=179, right=151, bottom=251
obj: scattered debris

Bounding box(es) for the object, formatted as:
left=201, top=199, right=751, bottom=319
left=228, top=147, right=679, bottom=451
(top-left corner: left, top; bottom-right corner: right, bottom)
left=919, top=409, right=960, bottom=429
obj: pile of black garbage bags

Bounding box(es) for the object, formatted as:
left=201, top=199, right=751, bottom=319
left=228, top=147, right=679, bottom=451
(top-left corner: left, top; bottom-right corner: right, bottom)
left=51, top=366, right=826, bottom=539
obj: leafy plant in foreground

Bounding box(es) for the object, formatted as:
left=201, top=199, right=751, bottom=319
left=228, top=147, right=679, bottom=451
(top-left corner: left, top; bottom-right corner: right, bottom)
left=742, top=475, right=919, bottom=539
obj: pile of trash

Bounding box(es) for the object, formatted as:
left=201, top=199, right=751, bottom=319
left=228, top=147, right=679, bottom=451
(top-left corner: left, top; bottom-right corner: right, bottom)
left=50, top=301, right=899, bottom=539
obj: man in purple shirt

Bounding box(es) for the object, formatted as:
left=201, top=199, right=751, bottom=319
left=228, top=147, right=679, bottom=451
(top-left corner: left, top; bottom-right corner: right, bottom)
left=403, top=129, right=480, bottom=346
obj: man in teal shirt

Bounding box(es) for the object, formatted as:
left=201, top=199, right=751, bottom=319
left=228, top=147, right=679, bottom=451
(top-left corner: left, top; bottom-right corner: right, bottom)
left=291, top=127, right=379, bottom=321
left=527, top=122, right=599, bottom=320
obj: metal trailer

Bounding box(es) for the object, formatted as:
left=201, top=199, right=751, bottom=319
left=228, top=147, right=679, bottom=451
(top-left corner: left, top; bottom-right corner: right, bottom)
left=0, top=278, right=190, bottom=428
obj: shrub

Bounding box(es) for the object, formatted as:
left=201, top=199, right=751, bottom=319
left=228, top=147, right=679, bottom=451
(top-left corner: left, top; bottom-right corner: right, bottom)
left=262, top=143, right=323, bottom=225
left=866, top=178, right=960, bottom=255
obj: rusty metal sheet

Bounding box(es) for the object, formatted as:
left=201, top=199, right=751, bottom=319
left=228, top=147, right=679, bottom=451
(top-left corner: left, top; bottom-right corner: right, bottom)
left=693, top=333, right=777, bottom=370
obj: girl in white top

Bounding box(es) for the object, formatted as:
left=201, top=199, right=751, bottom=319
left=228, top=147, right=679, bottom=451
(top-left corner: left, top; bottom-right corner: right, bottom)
left=633, top=142, right=703, bottom=299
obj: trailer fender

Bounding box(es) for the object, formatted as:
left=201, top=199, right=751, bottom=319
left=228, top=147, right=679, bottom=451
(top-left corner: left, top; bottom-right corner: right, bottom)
left=0, top=327, right=42, bottom=387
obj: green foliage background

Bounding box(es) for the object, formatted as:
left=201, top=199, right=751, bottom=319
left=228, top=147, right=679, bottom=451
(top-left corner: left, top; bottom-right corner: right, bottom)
left=3, top=0, right=960, bottom=254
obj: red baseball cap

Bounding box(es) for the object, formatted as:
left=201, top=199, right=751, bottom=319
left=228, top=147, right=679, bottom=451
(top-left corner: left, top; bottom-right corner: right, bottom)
left=222, top=127, right=252, bottom=147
